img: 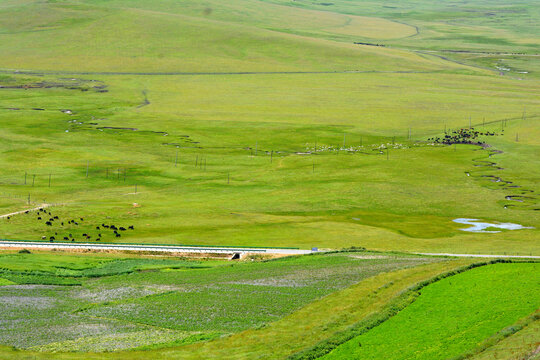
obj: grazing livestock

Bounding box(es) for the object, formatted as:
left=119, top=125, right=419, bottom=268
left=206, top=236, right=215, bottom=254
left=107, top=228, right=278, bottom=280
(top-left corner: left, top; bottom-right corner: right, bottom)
left=80, top=217, right=83, bottom=221
left=119, top=227, right=126, bottom=231
left=37, top=217, right=41, bottom=220
left=128, top=225, right=134, bottom=230
left=24, top=211, right=29, bottom=214
left=41, top=236, right=46, bottom=240
left=45, top=221, right=52, bottom=226
left=54, top=216, right=59, bottom=220
left=110, top=225, right=117, bottom=230
left=49, top=236, right=55, bottom=241
left=63, top=237, right=69, bottom=241
left=115, top=233, right=121, bottom=238
left=61, top=222, right=64, bottom=226
left=96, top=226, right=100, bottom=230
left=6, top=216, right=10, bottom=220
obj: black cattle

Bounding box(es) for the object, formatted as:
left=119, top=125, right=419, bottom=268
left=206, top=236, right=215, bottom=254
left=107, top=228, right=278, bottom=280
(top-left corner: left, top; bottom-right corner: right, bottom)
left=96, top=226, right=100, bottom=230
left=110, top=225, right=117, bottom=230
left=49, top=218, right=54, bottom=222
left=6, top=216, right=10, bottom=220
left=61, top=222, right=64, bottom=226
left=128, top=226, right=134, bottom=230
left=96, top=238, right=101, bottom=241
left=119, top=227, right=126, bottom=231
left=37, top=217, right=41, bottom=220
left=98, top=233, right=102, bottom=237
left=80, top=217, right=83, bottom=221
left=74, top=222, right=78, bottom=225
left=71, top=239, right=75, bottom=242
left=115, top=233, right=121, bottom=238
left=54, top=216, right=59, bottom=220
left=82, top=233, right=87, bottom=237
left=102, top=224, right=109, bottom=228
left=24, top=211, right=29, bottom=214
left=63, top=237, right=69, bottom=241
left=49, top=236, right=55, bottom=241
left=54, top=232, right=57, bottom=235
left=45, top=221, right=52, bottom=226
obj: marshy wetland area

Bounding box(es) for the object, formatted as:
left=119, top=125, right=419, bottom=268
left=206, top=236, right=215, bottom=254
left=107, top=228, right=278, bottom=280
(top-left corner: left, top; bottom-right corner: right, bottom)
left=0, top=0, right=539, bottom=359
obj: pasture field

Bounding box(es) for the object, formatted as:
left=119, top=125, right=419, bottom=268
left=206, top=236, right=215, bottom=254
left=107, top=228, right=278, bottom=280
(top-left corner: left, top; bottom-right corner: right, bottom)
left=0, top=0, right=539, bottom=255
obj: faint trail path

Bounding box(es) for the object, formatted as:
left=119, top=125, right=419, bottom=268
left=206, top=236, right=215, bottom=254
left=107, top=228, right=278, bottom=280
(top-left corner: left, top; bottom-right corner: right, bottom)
left=0, top=204, right=50, bottom=219
left=419, top=253, right=540, bottom=259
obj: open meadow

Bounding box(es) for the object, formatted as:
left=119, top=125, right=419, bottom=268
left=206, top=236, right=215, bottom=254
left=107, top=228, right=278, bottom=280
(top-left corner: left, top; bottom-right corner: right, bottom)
left=0, top=0, right=539, bottom=358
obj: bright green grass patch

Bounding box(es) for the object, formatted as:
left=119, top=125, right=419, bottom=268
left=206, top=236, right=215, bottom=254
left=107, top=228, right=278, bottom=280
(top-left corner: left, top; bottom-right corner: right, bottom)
left=0, top=277, right=15, bottom=286
left=322, top=262, right=540, bottom=360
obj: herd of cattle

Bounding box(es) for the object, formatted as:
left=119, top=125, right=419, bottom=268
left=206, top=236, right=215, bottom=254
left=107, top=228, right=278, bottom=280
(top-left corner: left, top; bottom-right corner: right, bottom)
left=427, top=128, right=501, bottom=145
left=5, top=208, right=134, bottom=242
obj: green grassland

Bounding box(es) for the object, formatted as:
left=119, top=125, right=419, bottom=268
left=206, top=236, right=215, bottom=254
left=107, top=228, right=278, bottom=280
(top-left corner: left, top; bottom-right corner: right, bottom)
left=0, top=0, right=539, bottom=357
left=321, top=262, right=540, bottom=360
left=0, top=0, right=538, bottom=254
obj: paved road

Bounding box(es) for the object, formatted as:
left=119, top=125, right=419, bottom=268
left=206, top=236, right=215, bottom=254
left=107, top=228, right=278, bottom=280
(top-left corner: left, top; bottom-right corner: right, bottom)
left=0, top=240, right=313, bottom=255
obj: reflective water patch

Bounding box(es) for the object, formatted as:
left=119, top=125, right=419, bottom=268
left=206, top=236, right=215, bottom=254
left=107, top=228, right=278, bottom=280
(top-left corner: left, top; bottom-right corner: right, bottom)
left=453, top=218, right=534, bottom=233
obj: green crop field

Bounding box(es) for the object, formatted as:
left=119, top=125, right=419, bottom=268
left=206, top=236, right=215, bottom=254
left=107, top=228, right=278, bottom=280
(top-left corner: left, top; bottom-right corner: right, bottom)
left=321, top=262, right=540, bottom=360
left=0, top=0, right=539, bottom=358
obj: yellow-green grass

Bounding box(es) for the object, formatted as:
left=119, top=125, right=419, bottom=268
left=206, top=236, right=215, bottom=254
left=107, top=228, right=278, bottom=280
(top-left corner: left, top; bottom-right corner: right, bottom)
left=0, top=0, right=451, bottom=73
left=0, top=71, right=539, bottom=254
left=322, top=262, right=540, bottom=360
